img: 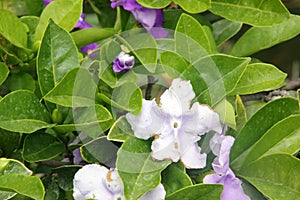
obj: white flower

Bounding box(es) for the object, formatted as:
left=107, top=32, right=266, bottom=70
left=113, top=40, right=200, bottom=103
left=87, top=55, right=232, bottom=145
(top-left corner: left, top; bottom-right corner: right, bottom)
left=126, top=78, right=222, bottom=169
left=73, top=164, right=166, bottom=200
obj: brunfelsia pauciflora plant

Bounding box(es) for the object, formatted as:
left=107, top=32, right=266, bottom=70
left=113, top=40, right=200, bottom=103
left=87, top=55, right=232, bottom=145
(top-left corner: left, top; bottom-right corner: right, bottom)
left=0, top=0, right=300, bottom=200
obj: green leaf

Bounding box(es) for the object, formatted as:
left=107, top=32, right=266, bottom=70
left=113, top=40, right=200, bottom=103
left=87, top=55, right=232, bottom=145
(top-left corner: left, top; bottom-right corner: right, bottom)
left=117, top=137, right=171, bottom=200
left=81, top=136, right=119, bottom=163
left=165, top=184, right=223, bottom=200
left=137, top=0, right=210, bottom=13
left=106, top=82, right=142, bottom=114
left=107, top=116, right=134, bottom=142
left=235, top=95, right=247, bottom=132
left=22, top=132, right=65, bottom=162
left=0, top=158, right=43, bottom=199
left=0, top=129, right=20, bottom=157
left=209, top=0, right=290, bottom=26
left=71, top=28, right=115, bottom=48
left=6, top=73, right=35, bottom=92
left=44, top=68, right=97, bottom=107
left=161, top=51, right=249, bottom=106
left=34, top=0, right=83, bottom=42
left=229, top=63, right=287, bottom=95
left=52, top=166, right=81, bottom=191
left=214, top=99, right=236, bottom=129
left=0, top=62, right=9, bottom=86
left=0, top=90, right=53, bottom=133
left=42, top=177, right=60, bottom=200
left=174, top=0, right=210, bottom=13
left=238, top=154, right=300, bottom=200
left=37, top=19, right=80, bottom=97
left=0, top=9, right=28, bottom=48
left=20, top=16, right=40, bottom=49
left=54, top=105, right=112, bottom=138
left=242, top=114, right=300, bottom=166
left=116, top=32, right=158, bottom=73
left=231, top=15, right=300, bottom=56
left=230, top=98, right=299, bottom=170
left=212, top=19, right=242, bottom=46
left=0, top=174, right=44, bottom=200
left=161, top=164, right=192, bottom=195
left=175, top=13, right=214, bottom=62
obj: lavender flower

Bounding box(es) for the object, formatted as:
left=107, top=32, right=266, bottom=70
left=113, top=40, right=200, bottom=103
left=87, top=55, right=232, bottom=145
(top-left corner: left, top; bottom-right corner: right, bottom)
left=112, top=51, right=135, bottom=72
left=110, top=0, right=168, bottom=39
left=126, top=78, right=222, bottom=169
left=43, top=0, right=52, bottom=7
left=203, top=129, right=250, bottom=200
left=73, top=164, right=166, bottom=200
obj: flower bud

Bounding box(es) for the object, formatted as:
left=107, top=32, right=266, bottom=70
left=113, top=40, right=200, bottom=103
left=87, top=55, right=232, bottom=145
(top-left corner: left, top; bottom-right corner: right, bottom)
left=112, top=51, right=135, bottom=72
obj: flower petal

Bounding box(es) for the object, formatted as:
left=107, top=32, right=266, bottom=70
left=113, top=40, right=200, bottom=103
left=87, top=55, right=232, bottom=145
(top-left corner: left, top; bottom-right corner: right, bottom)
left=131, top=8, right=157, bottom=29
left=151, top=132, right=180, bottom=162
left=183, top=103, right=222, bottom=135
left=160, top=79, right=195, bottom=117
left=180, top=142, right=207, bottom=169
left=73, top=164, right=112, bottom=200
left=140, top=183, right=166, bottom=200
left=126, top=99, right=166, bottom=140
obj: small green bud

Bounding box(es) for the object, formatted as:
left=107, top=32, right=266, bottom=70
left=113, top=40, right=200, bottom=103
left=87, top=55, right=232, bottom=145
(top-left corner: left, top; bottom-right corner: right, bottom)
left=52, top=108, right=63, bottom=124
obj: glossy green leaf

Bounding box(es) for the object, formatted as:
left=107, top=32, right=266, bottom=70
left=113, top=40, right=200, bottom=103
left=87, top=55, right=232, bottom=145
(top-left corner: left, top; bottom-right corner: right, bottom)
left=175, top=13, right=214, bottom=62
left=0, top=174, right=44, bottom=200
left=6, top=73, right=35, bottom=92
left=0, top=62, right=9, bottom=86
left=165, top=184, right=223, bottom=200
left=0, top=129, right=20, bottom=157
left=242, top=180, right=267, bottom=200
left=212, top=19, right=242, bottom=46
left=37, top=20, right=80, bottom=97
left=43, top=177, right=60, bottom=200
left=0, top=90, right=53, bottom=133
left=229, top=63, right=287, bottom=95
left=107, top=116, right=134, bottom=142
left=239, top=154, right=300, bottom=200
left=117, top=137, right=171, bottom=200
left=230, top=98, right=299, bottom=170
left=44, top=68, right=97, bottom=107
left=209, top=0, right=290, bottom=26
left=242, top=114, right=300, bottom=166
left=20, top=16, right=39, bottom=49
left=22, top=132, right=65, bottom=162
left=161, top=51, right=249, bottom=106
left=0, top=9, right=27, bottom=48
left=54, top=105, right=112, bottom=137
left=34, top=0, right=83, bottom=42
left=214, top=99, right=236, bottom=129
left=174, top=0, right=210, bottom=13
left=136, top=0, right=171, bottom=8
left=52, top=166, right=81, bottom=191
left=81, top=136, right=119, bottom=163
left=108, top=82, right=142, bottom=114
left=71, top=28, right=115, bottom=48
left=116, top=32, right=157, bottom=73
left=235, top=95, right=247, bottom=131
left=137, top=0, right=210, bottom=13
left=231, top=15, right=300, bottom=56
left=162, top=164, right=192, bottom=195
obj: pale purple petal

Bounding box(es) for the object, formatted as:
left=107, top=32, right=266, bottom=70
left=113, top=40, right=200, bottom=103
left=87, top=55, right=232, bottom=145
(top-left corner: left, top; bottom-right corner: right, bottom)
left=73, top=164, right=112, bottom=200
left=126, top=99, right=165, bottom=140
left=140, top=183, right=166, bottom=200
left=183, top=103, right=222, bottom=135
left=204, top=169, right=250, bottom=200
left=151, top=132, right=180, bottom=162
left=212, top=135, right=234, bottom=174
left=148, top=27, right=169, bottom=39
left=80, top=43, right=99, bottom=57
left=160, top=79, right=195, bottom=116
left=180, top=142, right=207, bottom=169
left=131, top=8, right=157, bottom=30
left=111, top=0, right=142, bottom=10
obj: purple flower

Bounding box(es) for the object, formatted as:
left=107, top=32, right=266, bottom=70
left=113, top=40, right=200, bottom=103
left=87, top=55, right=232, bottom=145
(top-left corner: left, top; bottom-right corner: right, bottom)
left=110, top=0, right=168, bottom=39
left=203, top=130, right=250, bottom=200
left=74, top=13, right=92, bottom=29
left=126, top=78, right=222, bottom=169
left=73, top=164, right=166, bottom=200
left=43, top=0, right=52, bottom=7
left=112, top=51, right=135, bottom=72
